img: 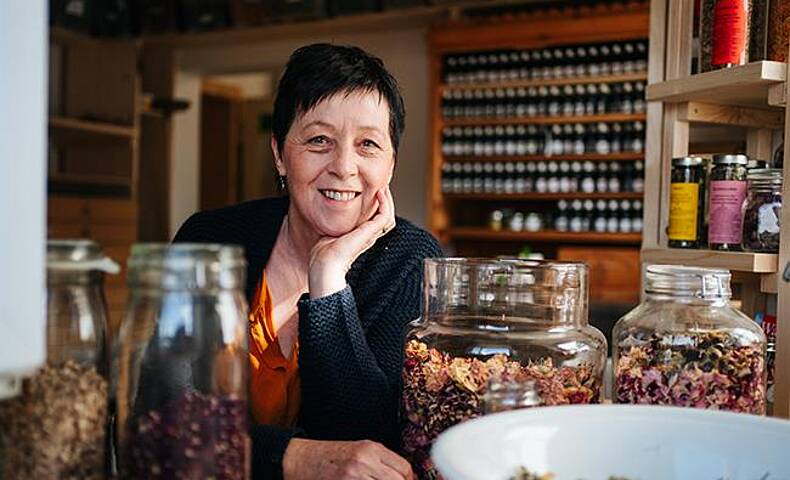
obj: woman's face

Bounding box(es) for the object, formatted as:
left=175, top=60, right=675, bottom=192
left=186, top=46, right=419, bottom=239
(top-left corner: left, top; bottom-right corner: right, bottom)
left=273, top=90, right=396, bottom=238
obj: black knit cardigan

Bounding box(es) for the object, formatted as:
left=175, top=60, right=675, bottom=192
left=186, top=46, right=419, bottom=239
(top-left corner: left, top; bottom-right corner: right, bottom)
left=173, top=196, right=443, bottom=479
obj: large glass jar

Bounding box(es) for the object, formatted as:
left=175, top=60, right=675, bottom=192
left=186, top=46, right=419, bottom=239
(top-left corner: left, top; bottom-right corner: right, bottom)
left=113, top=244, right=249, bottom=479
left=401, top=258, right=606, bottom=479
left=613, top=265, right=767, bottom=415
left=742, top=168, right=782, bottom=253
left=0, top=240, right=118, bottom=479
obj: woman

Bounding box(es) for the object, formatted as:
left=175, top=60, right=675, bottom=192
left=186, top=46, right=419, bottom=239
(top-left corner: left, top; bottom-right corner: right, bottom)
left=175, top=43, right=442, bottom=479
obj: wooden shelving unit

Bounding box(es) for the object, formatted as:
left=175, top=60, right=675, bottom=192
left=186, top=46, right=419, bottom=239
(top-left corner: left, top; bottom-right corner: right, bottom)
left=449, top=227, right=642, bottom=245
left=443, top=112, right=645, bottom=127
left=644, top=0, right=790, bottom=418
left=428, top=7, right=650, bottom=306
left=445, top=192, right=643, bottom=201
left=47, top=28, right=141, bottom=334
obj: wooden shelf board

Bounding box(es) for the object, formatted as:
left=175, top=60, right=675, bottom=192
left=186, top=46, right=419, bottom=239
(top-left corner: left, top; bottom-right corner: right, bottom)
left=48, top=173, right=131, bottom=188
left=143, top=5, right=448, bottom=48
left=49, top=116, right=137, bottom=139
left=640, top=248, right=778, bottom=273
left=445, top=192, right=643, bottom=201
left=646, top=61, right=787, bottom=108
left=448, top=227, right=642, bottom=244
left=443, top=152, right=644, bottom=162
left=441, top=72, right=648, bottom=91
left=443, top=113, right=645, bottom=127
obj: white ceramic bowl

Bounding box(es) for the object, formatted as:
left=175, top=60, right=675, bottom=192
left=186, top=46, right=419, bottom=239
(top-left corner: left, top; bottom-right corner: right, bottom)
left=432, top=405, right=790, bottom=480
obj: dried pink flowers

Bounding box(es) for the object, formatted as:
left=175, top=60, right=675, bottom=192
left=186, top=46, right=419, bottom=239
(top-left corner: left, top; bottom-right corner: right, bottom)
left=615, top=330, right=766, bottom=414
left=402, top=340, right=600, bottom=479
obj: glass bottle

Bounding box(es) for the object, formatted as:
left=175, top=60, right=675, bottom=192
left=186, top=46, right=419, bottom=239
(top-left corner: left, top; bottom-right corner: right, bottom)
left=0, top=240, right=118, bottom=479
left=709, top=154, right=748, bottom=251
left=668, top=156, right=706, bottom=249
left=402, top=258, right=605, bottom=479
left=113, top=244, right=249, bottom=479
left=613, top=265, right=766, bottom=415
left=742, top=168, right=782, bottom=253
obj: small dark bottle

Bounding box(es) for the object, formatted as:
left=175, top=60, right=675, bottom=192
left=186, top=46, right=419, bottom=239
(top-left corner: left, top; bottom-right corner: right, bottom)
left=668, top=156, right=706, bottom=249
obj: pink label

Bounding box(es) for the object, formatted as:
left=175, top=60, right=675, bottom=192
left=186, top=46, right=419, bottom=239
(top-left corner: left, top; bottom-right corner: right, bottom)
left=709, top=180, right=747, bottom=244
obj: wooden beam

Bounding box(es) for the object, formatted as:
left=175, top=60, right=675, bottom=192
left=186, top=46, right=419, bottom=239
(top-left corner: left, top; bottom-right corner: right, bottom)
left=429, top=9, right=650, bottom=52
left=201, top=79, right=245, bottom=100
left=746, top=128, right=774, bottom=161
left=677, top=102, right=784, bottom=129
left=768, top=83, right=786, bottom=108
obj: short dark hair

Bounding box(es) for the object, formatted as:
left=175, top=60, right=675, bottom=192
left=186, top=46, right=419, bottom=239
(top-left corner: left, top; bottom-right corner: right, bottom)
left=272, top=43, right=406, bottom=156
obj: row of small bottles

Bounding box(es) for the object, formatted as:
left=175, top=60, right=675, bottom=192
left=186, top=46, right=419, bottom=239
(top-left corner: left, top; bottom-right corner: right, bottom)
left=442, top=160, right=645, bottom=195
left=489, top=199, right=644, bottom=234
left=442, top=80, right=646, bottom=119
left=442, top=39, right=649, bottom=84
left=442, top=121, right=645, bottom=158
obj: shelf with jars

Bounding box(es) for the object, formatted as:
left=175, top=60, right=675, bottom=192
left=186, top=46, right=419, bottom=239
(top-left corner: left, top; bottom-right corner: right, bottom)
left=428, top=6, right=650, bottom=307
left=644, top=0, right=790, bottom=418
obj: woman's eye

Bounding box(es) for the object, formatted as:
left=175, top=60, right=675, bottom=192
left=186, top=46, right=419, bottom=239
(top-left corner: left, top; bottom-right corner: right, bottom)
left=308, top=135, right=329, bottom=146
left=361, top=139, right=380, bottom=149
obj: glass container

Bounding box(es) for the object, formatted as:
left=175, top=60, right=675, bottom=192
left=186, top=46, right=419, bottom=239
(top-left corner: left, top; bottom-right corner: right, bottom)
left=0, top=240, right=118, bottom=479
left=113, top=244, right=249, bottom=479
left=613, top=265, right=767, bottom=415
left=708, top=154, right=748, bottom=251
left=668, top=156, right=706, bottom=249
left=742, top=168, right=782, bottom=253
left=401, top=258, right=606, bottom=479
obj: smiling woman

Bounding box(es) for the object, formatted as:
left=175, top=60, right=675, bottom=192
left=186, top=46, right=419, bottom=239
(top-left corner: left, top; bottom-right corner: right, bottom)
left=174, top=43, right=443, bottom=480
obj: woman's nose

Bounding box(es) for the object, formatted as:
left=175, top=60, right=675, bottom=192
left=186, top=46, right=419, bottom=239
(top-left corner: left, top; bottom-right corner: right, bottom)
left=329, top=144, right=358, bottom=178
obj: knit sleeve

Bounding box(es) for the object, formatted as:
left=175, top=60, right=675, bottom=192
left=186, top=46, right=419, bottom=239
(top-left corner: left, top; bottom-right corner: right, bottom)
left=296, top=233, right=442, bottom=449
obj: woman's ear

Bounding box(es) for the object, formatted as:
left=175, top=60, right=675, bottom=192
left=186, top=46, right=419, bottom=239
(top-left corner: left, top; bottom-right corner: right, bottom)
left=271, top=137, right=287, bottom=177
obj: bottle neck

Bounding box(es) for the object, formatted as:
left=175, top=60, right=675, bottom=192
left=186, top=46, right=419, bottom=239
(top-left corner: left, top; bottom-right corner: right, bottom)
left=643, top=291, right=730, bottom=307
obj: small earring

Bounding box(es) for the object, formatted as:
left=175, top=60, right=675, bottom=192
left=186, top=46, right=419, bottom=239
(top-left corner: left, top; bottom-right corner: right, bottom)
left=278, top=175, right=287, bottom=192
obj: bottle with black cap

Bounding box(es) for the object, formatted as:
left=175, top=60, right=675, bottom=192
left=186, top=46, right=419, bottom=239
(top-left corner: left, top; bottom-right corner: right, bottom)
left=709, top=154, right=748, bottom=251
left=668, top=156, right=705, bottom=249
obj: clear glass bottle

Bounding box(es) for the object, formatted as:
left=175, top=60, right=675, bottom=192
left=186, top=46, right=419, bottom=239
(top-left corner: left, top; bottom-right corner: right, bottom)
left=613, top=265, right=767, bottom=415
left=742, top=168, right=782, bottom=253
left=0, top=240, right=118, bottom=479
left=113, top=244, right=249, bottom=479
left=402, top=258, right=606, bottom=479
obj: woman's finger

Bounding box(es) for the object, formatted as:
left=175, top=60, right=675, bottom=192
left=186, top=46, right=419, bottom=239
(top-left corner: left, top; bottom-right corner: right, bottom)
left=376, top=448, right=414, bottom=480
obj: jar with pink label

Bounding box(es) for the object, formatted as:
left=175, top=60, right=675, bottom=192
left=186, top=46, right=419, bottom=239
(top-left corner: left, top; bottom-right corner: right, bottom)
left=708, top=154, right=748, bottom=251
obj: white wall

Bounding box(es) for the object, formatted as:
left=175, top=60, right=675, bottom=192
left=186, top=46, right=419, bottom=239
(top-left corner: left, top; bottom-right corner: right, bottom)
left=0, top=0, right=47, bottom=397
left=169, top=26, right=431, bottom=236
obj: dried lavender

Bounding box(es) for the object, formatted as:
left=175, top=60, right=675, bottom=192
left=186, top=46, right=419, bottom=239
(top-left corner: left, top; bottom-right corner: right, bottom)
left=0, top=361, right=108, bottom=479
left=615, top=330, right=766, bottom=414
left=125, top=390, right=247, bottom=480
left=402, top=340, right=600, bottom=479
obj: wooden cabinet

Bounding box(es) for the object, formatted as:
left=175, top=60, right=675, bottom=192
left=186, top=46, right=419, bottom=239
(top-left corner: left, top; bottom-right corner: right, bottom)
left=427, top=6, right=650, bottom=308
left=47, top=28, right=142, bottom=335
left=644, top=0, right=790, bottom=417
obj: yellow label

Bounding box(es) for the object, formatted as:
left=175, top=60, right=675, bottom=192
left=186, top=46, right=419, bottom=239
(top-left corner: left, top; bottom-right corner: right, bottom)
left=668, top=183, right=700, bottom=241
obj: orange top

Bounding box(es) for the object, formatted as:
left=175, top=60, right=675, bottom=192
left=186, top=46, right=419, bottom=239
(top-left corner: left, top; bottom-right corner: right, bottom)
left=248, top=273, right=301, bottom=427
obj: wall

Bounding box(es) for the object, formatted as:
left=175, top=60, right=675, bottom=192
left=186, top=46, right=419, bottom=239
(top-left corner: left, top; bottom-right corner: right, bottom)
left=169, top=26, right=431, bottom=236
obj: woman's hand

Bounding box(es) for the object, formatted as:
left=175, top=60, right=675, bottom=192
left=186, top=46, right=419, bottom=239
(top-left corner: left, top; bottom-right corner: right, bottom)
left=282, top=438, right=414, bottom=480
left=308, top=187, right=396, bottom=298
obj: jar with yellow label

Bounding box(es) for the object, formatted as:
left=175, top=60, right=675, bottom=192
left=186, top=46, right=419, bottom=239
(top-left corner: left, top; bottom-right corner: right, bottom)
left=668, top=156, right=706, bottom=248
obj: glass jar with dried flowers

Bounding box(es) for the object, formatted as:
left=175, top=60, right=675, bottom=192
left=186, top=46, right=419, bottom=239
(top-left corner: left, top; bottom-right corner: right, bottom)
left=401, top=258, right=606, bottom=479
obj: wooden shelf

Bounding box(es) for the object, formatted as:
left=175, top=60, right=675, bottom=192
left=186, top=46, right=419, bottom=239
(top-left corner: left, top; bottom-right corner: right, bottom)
left=49, top=116, right=136, bottom=140
left=640, top=248, right=778, bottom=274
left=443, top=152, right=644, bottom=163
left=646, top=61, right=786, bottom=108
left=449, top=227, right=642, bottom=245
left=445, top=192, right=643, bottom=201
left=441, top=72, right=648, bottom=91
left=443, top=113, right=645, bottom=127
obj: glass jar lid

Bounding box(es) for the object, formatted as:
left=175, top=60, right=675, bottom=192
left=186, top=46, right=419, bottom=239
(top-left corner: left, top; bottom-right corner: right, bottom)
left=712, top=154, right=748, bottom=166
left=671, top=156, right=704, bottom=167
left=128, top=243, right=246, bottom=291
left=747, top=168, right=783, bottom=185
left=644, top=264, right=731, bottom=299
left=46, top=239, right=120, bottom=273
